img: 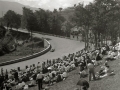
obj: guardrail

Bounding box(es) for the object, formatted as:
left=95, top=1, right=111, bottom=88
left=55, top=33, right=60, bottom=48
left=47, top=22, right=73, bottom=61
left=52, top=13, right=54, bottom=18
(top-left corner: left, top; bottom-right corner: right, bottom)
left=0, top=39, right=51, bottom=66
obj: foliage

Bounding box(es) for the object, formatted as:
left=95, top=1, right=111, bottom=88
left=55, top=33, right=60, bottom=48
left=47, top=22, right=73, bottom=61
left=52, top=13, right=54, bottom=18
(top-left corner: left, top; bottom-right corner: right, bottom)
left=0, top=26, right=16, bottom=54
left=34, top=8, right=65, bottom=35
left=21, top=7, right=38, bottom=32
left=0, top=25, right=6, bottom=39
left=21, top=7, right=66, bottom=36
left=4, top=10, right=21, bottom=29
left=71, top=0, right=120, bottom=49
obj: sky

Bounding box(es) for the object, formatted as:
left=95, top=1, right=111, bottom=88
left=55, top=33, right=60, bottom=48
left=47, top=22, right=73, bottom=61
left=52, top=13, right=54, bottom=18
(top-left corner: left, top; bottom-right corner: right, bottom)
left=2, top=0, right=94, bottom=10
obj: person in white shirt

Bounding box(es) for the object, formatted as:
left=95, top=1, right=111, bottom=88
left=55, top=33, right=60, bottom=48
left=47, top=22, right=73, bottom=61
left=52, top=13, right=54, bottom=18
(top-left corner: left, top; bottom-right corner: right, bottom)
left=37, top=62, right=41, bottom=68
left=36, top=72, right=44, bottom=90
left=61, top=71, right=67, bottom=80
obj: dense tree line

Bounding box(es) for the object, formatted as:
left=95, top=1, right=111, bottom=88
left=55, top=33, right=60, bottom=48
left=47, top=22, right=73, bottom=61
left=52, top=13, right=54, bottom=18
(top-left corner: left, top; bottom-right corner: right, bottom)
left=72, top=0, right=120, bottom=49
left=0, top=7, right=67, bottom=36
left=3, top=10, right=21, bottom=29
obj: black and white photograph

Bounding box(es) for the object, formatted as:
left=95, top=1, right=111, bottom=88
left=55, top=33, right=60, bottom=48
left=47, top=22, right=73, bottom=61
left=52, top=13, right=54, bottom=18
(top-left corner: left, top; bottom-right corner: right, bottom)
left=0, top=0, right=120, bottom=90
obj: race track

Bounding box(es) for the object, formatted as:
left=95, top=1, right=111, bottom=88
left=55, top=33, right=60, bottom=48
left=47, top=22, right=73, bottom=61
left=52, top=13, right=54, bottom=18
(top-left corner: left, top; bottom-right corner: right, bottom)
left=0, top=30, right=85, bottom=71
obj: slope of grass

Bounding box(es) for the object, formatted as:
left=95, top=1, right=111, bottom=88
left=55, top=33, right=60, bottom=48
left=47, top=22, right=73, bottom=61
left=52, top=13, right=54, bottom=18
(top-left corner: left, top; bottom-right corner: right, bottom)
left=27, top=57, right=120, bottom=90
left=0, top=41, right=44, bottom=63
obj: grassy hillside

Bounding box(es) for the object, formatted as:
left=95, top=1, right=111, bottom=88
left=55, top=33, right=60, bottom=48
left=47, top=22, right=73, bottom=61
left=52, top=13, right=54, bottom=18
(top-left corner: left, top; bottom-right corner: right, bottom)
left=0, top=1, right=38, bottom=17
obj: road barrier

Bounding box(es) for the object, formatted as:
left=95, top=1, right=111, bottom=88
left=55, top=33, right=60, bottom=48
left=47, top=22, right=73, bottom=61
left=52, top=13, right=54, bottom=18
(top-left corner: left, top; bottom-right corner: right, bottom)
left=0, top=39, right=51, bottom=66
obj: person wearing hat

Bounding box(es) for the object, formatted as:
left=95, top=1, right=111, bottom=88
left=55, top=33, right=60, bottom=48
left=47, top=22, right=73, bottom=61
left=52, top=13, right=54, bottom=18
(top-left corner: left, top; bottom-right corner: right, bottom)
left=36, top=72, right=44, bottom=90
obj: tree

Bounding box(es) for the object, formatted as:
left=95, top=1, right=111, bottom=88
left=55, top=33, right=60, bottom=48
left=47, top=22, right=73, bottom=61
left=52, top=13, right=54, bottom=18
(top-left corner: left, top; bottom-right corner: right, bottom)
left=73, top=3, right=92, bottom=50
left=4, top=10, right=21, bottom=29
left=51, top=9, right=65, bottom=35
left=34, top=8, right=65, bottom=35
left=21, top=7, right=38, bottom=36
left=0, top=17, right=4, bottom=26
left=59, top=7, right=63, bottom=12
left=74, top=4, right=76, bottom=7
left=35, top=9, right=50, bottom=33
left=65, top=21, right=73, bottom=37
left=72, top=0, right=120, bottom=49
left=14, top=14, right=21, bottom=29
left=90, top=0, right=120, bottom=46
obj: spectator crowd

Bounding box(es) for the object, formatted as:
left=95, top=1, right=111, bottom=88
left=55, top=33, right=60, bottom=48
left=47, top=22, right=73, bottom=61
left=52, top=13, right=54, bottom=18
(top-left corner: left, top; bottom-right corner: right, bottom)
left=0, top=42, right=120, bottom=90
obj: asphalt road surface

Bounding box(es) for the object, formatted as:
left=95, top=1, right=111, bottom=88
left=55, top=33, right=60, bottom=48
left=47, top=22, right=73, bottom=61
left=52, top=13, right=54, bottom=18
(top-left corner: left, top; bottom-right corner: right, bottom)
left=0, top=29, right=85, bottom=71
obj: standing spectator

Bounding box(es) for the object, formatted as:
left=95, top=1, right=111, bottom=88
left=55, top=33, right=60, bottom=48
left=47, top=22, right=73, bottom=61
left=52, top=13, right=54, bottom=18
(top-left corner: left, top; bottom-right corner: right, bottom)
left=36, top=72, right=44, bottom=90
left=1, top=68, right=4, bottom=76
left=37, top=62, right=41, bottom=68
left=14, top=70, right=19, bottom=81
left=87, top=62, right=96, bottom=81
left=0, top=74, right=4, bottom=90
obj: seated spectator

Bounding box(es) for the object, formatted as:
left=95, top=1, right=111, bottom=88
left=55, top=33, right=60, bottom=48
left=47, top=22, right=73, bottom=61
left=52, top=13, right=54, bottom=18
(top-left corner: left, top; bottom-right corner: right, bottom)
left=19, top=80, right=26, bottom=87
left=70, top=63, right=76, bottom=70
left=8, top=73, right=14, bottom=80
left=24, top=85, right=29, bottom=90
left=51, top=70, right=57, bottom=76
left=92, top=59, right=98, bottom=66
left=28, top=78, right=36, bottom=87
left=64, top=65, right=69, bottom=72
left=42, top=67, right=48, bottom=74
left=98, top=64, right=114, bottom=78
left=61, top=71, right=67, bottom=80
left=79, top=70, right=87, bottom=78
left=10, top=78, right=17, bottom=86
left=15, top=80, right=25, bottom=90
left=96, top=53, right=102, bottom=61
left=4, top=82, right=12, bottom=90
left=48, top=71, right=53, bottom=79
left=106, top=51, right=116, bottom=60
left=47, top=66, right=53, bottom=71
left=43, top=75, right=50, bottom=84
left=56, top=74, right=62, bottom=82
left=79, top=62, right=85, bottom=72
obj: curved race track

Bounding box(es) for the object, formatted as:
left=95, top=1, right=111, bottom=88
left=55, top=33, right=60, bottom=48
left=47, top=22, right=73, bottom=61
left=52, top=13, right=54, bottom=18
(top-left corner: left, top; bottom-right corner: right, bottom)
left=0, top=30, right=85, bottom=71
